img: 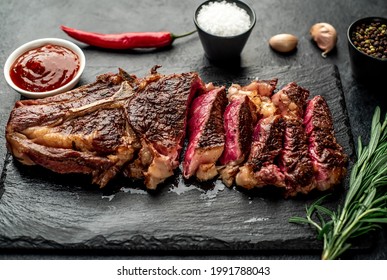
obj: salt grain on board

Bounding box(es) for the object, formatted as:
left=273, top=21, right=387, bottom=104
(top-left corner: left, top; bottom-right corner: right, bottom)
left=197, top=1, right=251, bottom=36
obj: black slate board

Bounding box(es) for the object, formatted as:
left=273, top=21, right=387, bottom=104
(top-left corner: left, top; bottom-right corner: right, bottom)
left=0, top=64, right=354, bottom=252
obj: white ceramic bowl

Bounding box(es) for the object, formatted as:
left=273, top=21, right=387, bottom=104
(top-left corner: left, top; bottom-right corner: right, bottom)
left=4, top=38, right=86, bottom=99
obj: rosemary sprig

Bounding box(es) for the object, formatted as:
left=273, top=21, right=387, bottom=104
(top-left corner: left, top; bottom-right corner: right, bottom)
left=290, top=107, right=387, bottom=260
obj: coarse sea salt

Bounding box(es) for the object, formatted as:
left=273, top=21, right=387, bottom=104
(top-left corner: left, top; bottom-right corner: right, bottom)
left=197, top=1, right=251, bottom=37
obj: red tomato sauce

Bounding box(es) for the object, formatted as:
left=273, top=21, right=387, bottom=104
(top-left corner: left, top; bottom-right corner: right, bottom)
left=10, top=44, right=80, bottom=92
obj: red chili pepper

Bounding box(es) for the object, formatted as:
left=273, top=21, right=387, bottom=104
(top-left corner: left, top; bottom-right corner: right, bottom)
left=61, top=25, right=196, bottom=50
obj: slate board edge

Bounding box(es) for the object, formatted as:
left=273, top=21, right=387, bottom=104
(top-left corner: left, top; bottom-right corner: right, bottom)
left=0, top=234, right=322, bottom=252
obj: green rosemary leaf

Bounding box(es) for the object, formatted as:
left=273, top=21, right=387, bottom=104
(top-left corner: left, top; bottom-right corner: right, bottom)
left=305, top=196, right=326, bottom=218
left=360, top=218, right=387, bottom=223
left=289, top=217, right=311, bottom=224
left=292, top=107, right=387, bottom=260
left=357, top=136, right=363, bottom=158
left=318, top=221, right=333, bottom=240
left=314, top=205, right=334, bottom=217
left=371, top=107, right=381, bottom=132
left=351, top=225, right=380, bottom=238
left=360, top=207, right=387, bottom=218
left=371, top=157, right=387, bottom=174
left=316, top=211, right=326, bottom=228
left=346, top=171, right=363, bottom=205
left=367, top=124, right=380, bottom=158
left=362, top=188, right=377, bottom=207
left=370, top=197, right=387, bottom=208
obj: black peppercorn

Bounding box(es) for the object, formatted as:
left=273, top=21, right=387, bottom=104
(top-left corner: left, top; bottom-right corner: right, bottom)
left=352, top=22, right=387, bottom=59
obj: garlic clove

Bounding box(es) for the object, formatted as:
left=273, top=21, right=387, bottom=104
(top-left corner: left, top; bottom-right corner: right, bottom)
left=269, top=34, right=298, bottom=53
left=310, top=23, right=337, bottom=58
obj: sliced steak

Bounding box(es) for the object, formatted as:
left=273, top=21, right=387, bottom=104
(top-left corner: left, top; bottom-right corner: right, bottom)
left=251, top=79, right=278, bottom=97
left=236, top=82, right=310, bottom=192
left=271, top=82, right=309, bottom=118
left=227, top=79, right=278, bottom=118
left=227, top=79, right=278, bottom=98
left=279, top=117, right=314, bottom=196
left=6, top=72, right=141, bottom=187
left=304, top=95, right=348, bottom=191
left=271, top=81, right=315, bottom=196
left=7, top=68, right=204, bottom=189
left=218, top=95, right=255, bottom=187
left=6, top=67, right=348, bottom=196
left=126, top=71, right=205, bottom=189
left=236, top=115, right=285, bottom=189
left=183, top=87, right=227, bottom=181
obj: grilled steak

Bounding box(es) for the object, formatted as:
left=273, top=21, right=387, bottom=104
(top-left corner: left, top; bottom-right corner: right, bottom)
left=279, top=118, right=314, bottom=196
left=272, top=82, right=315, bottom=196
left=235, top=82, right=310, bottom=191
left=6, top=67, right=347, bottom=196
left=6, top=71, right=141, bottom=187
left=236, top=115, right=286, bottom=189
left=227, top=79, right=278, bottom=118
left=183, top=87, right=227, bottom=181
left=218, top=95, right=255, bottom=187
left=271, top=82, right=309, bottom=118
left=125, top=71, right=204, bottom=189
left=6, top=70, right=128, bottom=135
left=234, top=81, right=347, bottom=196
left=304, top=95, right=348, bottom=191
left=6, top=68, right=204, bottom=189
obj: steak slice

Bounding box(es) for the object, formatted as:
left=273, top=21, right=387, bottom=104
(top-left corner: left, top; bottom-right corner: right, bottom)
left=304, top=95, right=348, bottom=191
left=279, top=117, right=315, bottom=196
left=235, top=82, right=309, bottom=191
left=227, top=79, right=278, bottom=118
left=271, top=82, right=309, bottom=118
left=183, top=87, right=227, bottom=181
left=6, top=72, right=141, bottom=187
left=271, top=82, right=315, bottom=196
left=126, top=71, right=205, bottom=189
left=218, top=95, right=255, bottom=187
left=236, top=115, right=285, bottom=189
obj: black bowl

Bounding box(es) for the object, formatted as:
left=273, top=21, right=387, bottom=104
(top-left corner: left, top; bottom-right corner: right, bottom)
left=194, top=0, right=256, bottom=61
left=347, top=17, right=387, bottom=82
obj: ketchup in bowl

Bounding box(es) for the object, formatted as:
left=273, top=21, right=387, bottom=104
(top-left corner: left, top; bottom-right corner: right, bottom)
left=9, top=44, right=80, bottom=92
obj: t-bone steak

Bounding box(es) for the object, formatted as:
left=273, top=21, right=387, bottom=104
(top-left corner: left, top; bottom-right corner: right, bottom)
left=6, top=67, right=205, bottom=189
left=5, top=67, right=348, bottom=197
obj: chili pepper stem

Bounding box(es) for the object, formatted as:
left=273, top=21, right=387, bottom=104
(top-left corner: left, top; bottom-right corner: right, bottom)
left=172, top=30, right=197, bottom=41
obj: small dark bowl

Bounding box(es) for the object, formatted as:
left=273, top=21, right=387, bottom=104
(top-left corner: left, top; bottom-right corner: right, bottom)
left=347, top=17, right=387, bottom=82
left=194, top=0, right=256, bottom=61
